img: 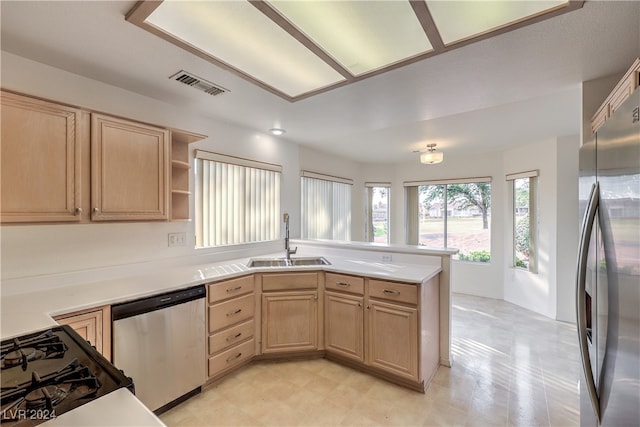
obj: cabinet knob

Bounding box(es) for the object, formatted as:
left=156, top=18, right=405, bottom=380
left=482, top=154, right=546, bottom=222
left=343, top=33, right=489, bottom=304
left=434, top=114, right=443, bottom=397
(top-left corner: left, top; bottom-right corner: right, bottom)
left=75, top=207, right=83, bottom=215
left=92, top=207, right=100, bottom=213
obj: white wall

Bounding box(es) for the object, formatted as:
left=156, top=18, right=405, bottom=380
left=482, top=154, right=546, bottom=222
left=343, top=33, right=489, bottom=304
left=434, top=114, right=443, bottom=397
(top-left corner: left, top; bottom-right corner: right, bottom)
left=502, top=137, right=573, bottom=319
left=388, top=153, right=506, bottom=300
left=0, top=52, right=584, bottom=321
left=0, top=52, right=301, bottom=283
left=556, top=135, right=580, bottom=322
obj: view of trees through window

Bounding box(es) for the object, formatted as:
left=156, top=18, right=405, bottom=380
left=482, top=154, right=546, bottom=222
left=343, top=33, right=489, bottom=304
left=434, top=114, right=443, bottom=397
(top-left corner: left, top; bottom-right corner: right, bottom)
left=418, top=182, right=491, bottom=262
left=514, top=178, right=531, bottom=269
left=369, top=187, right=389, bottom=243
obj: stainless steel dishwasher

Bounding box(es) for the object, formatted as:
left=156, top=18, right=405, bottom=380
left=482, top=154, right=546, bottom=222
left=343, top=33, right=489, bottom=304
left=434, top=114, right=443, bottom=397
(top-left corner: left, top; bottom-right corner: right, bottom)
left=112, top=285, right=206, bottom=413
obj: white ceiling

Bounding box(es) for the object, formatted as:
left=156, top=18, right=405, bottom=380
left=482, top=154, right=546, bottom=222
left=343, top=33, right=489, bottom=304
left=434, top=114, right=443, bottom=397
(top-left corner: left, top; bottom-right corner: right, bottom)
left=1, top=1, right=639, bottom=164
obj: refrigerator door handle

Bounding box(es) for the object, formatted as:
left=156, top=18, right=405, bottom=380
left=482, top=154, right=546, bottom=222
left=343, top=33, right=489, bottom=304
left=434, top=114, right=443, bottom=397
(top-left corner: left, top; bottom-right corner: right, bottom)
left=576, top=181, right=600, bottom=422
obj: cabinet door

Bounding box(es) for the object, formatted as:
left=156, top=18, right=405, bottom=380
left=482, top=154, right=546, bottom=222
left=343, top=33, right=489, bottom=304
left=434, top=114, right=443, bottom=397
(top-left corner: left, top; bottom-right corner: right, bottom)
left=1, top=91, right=83, bottom=222
left=54, top=305, right=111, bottom=361
left=325, top=292, right=364, bottom=362
left=91, top=114, right=169, bottom=220
left=262, top=291, right=317, bottom=353
left=367, top=300, right=418, bottom=381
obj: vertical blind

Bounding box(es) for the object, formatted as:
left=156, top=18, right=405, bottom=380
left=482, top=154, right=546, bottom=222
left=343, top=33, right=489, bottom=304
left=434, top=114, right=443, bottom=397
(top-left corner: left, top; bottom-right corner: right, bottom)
left=195, top=150, right=281, bottom=247
left=301, top=171, right=352, bottom=241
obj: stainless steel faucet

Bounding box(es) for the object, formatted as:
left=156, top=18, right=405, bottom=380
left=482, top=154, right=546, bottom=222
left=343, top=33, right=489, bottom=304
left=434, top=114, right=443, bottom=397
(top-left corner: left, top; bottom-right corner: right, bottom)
left=283, top=213, right=297, bottom=260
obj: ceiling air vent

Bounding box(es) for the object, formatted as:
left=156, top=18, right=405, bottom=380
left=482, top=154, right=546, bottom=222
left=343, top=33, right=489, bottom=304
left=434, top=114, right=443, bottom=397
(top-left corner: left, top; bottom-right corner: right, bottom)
left=170, top=70, right=228, bottom=96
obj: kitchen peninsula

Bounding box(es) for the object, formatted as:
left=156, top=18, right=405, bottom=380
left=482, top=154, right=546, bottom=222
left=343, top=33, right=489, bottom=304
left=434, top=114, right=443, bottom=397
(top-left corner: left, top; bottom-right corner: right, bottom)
left=1, top=241, right=455, bottom=424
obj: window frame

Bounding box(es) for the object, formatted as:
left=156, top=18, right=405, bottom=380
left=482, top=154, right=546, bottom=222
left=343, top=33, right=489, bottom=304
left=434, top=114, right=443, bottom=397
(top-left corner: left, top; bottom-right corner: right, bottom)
left=404, top=177, right=492, bottom=262
left=365, top=182, right=391, bottom=244
left=506, top=170, right=538, bottom=273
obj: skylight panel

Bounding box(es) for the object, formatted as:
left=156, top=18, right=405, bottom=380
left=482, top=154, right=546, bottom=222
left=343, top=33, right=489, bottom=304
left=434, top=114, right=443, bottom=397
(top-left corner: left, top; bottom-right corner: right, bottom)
left=426, top=0, right=569, bottom=45
left=146, top=0, right=346, bottom=97
left=268, top=0, right=433, bottom=76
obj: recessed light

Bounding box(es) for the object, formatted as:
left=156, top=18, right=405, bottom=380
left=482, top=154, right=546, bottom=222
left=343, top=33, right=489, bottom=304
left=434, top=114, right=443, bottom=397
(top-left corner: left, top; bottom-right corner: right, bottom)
left=269, top=128, right=286, bottom=136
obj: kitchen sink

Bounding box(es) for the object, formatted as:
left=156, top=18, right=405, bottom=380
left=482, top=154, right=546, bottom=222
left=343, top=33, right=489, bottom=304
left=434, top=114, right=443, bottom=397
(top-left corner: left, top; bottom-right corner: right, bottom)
left=247, top=257, right=330, bottom=268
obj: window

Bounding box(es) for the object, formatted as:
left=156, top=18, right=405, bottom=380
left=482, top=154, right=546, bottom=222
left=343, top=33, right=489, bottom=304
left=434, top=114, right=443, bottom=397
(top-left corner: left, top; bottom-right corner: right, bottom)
left=405, top=178, right=491, bottom=262
left=365, top=183, right=390, bottom=243
left=507, top=170, right=538, bottom=272
left=301, top=171, right=352, bottom=240
left=194, top=150, right=281, bottom=248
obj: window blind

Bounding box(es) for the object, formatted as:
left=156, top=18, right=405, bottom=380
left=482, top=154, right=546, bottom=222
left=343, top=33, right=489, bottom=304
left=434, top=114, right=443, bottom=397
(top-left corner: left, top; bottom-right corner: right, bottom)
left=195, top=151, right=281, bottom=247
left=301, top=173, right=352, bottom=241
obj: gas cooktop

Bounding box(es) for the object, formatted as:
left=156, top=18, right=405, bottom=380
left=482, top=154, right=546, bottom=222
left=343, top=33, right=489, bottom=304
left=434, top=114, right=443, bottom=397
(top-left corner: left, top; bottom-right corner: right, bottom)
left=0, top=326, right=133, bottom=426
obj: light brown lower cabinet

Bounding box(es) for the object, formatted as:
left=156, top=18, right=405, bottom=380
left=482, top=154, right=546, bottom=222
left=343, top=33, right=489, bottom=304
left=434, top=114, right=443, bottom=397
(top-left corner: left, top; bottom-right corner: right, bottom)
left=324, top=274, right=440, bottom=391
left=367, top=299, right=418, bottom=380
left=204, top=271, right=440, bottom=392
left=324, top=291, right=364, bottom=362
left=261, top=291, right=318, bottom=353
left=207, top=275, right=256, bottom=380
left=53, top=305, right=111, bottom=361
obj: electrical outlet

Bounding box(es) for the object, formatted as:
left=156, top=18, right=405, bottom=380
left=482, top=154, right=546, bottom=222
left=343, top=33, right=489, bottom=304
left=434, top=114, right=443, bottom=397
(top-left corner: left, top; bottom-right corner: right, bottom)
left=168, top=232, right=186, bottom=247
left=381, top=254, right=392, bottom=262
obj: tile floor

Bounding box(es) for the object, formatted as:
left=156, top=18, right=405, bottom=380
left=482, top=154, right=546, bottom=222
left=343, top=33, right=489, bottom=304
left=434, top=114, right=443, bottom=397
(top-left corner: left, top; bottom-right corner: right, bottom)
left=161, top=293, right=580, bottom=426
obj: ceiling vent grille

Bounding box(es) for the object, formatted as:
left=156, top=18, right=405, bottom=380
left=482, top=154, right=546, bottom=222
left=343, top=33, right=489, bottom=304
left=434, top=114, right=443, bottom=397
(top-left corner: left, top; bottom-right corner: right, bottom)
left=170, top=70, right=228, bottom=96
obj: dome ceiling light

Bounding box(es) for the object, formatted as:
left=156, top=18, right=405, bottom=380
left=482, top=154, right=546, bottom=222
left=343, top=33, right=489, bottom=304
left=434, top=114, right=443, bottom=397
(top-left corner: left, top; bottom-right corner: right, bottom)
left=419, top=144, right=444, bottom=165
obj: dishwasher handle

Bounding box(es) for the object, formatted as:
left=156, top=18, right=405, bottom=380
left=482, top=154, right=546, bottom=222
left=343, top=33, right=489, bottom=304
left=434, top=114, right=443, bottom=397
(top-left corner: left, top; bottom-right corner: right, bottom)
left=112, top=285, right=205, bottom=321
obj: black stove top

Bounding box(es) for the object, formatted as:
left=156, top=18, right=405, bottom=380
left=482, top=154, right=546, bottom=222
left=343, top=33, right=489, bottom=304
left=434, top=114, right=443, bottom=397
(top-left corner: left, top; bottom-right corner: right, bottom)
left=0, top=326, right=133, bottom=426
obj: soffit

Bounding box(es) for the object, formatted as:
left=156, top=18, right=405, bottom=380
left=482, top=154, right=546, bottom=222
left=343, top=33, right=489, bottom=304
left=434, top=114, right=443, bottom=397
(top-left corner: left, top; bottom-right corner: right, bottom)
left=127, top=0, right=583, bottom=102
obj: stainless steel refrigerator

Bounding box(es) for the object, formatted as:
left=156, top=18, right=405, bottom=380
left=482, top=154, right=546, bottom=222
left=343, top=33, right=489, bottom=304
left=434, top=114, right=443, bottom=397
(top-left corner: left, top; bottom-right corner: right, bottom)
left=577, top=87, right=639, bottom=426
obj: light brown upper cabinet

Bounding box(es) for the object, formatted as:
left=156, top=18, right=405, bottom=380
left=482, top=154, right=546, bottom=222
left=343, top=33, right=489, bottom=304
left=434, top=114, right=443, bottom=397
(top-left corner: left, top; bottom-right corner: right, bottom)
left=91, top=114, right=169, bottom=221
left=1, top=91, right=85, bottom=223
left=591, top=58, right=640, bottom=134
left=2, top=90, right=205, bottom=224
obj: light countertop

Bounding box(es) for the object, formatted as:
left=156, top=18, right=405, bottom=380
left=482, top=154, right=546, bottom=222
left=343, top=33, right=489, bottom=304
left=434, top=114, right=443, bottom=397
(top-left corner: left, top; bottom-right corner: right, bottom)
left=0, top=250, right=441, bottom=427
left=1, top=252, right=440, bottom=339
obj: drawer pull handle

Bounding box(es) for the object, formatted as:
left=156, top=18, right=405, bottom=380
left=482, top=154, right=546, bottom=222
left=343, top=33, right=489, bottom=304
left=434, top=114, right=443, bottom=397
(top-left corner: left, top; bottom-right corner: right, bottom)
left=227, top=332, right=242, bottom=342
left=383, top=289, right=401, bottom=296
left=336, top=282, right=350, bottom=287
left=226, top=352, right=242, bottom=363
left=226, top=309, right=242, bottom=317
left=226, top=286, right=242, bottom=293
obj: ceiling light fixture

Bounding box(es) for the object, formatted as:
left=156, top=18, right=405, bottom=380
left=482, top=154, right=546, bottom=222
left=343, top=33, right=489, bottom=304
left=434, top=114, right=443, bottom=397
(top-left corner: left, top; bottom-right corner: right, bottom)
left=420, top=144, right=443, bottom=164
left=269, top=128, right=286, bottom=136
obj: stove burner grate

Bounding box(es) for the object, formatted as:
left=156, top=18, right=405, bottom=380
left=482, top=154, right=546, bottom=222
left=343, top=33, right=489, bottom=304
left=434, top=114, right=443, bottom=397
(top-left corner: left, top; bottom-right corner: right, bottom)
left=0, top=359, right=101, bottom=422
left=0, top=331, right=67, bottom=370
left=24, top=385, right=70, bottom=410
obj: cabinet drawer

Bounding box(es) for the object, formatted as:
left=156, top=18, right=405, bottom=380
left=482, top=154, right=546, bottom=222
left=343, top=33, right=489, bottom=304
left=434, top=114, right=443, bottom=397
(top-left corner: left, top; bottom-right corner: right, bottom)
left=209, top=293, right=254, bottom=333
left=368, top=279, right=418, bottom=305
left=209, top=319, right=254, bottom=355
left=325, top=272, right=364, bottom=295
left=208, top=338, right=255, bottom=378
left=209, top=276, right=254, bottom=304
left=262, top=272, right=318, bottom=291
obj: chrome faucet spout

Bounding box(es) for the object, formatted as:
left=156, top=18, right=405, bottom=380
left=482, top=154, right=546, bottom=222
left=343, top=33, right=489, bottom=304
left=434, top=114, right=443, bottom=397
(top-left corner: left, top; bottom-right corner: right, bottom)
left=283, top=213, right=297, bottom=260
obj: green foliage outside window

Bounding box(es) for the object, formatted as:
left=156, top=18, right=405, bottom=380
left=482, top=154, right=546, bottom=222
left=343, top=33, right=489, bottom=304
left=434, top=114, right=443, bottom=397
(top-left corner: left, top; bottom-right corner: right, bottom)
left=458, top=250, right=491, bottom=263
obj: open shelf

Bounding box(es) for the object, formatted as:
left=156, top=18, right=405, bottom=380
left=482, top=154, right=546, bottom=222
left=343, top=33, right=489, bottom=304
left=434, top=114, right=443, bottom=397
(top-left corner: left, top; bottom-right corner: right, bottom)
left=169, top=128, right=207, bottom=221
